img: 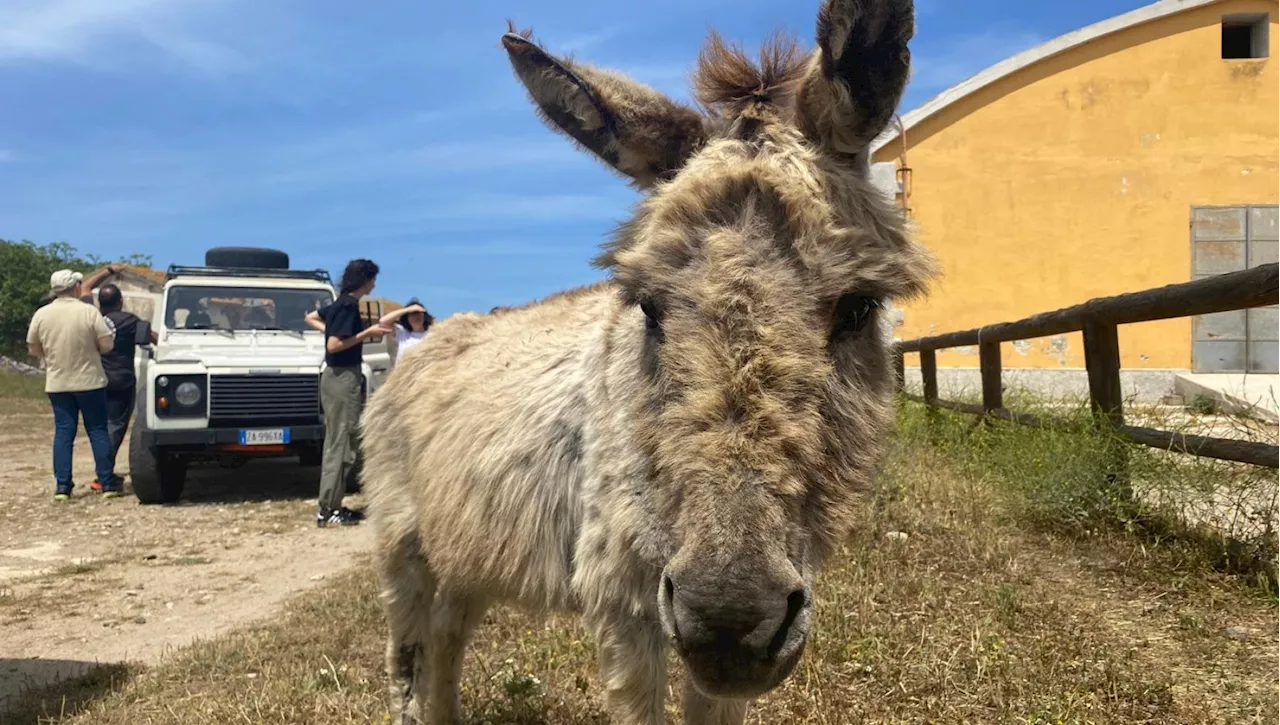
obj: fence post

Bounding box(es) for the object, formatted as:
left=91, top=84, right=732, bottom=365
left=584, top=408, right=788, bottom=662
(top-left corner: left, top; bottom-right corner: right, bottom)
left=1082, top=322, right=1124, bottom=425
left=920, top=347, right=942, bottom=439
left=979, top=341, right=1003, bottom=415
left=920, top=348, right=938, bottom=405
left=1082, top=321, right=1131, bottom=504
left=893, top=348, right=905, bottom=394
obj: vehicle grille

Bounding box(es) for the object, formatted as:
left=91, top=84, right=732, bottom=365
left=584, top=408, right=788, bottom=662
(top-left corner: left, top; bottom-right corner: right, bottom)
left=209, top=374, right=321, bottom=427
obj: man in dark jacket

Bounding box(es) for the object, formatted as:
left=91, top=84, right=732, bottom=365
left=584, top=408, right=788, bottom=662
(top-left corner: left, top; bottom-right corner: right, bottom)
left=91, top=283, right=158, bottom=491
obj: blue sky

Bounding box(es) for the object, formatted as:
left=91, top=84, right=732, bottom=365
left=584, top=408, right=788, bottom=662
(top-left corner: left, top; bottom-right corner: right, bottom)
left=0, top=0, right=1153, bottom=317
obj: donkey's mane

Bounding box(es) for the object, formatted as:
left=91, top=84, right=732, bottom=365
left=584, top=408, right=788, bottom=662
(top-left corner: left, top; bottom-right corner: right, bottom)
left=693, top=30, right=806, bottom=117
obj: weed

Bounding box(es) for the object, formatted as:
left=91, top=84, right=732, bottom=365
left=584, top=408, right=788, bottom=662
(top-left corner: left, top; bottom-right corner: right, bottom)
left=53, top=560, right=105, bottom=577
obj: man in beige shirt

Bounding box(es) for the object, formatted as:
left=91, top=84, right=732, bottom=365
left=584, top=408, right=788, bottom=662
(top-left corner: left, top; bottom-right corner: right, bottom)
left=27, top=269, right=125, bottom=500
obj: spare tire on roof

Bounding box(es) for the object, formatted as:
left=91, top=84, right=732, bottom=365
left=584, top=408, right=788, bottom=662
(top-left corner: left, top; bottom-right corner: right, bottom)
left=205, top=247, right=289, bottom=270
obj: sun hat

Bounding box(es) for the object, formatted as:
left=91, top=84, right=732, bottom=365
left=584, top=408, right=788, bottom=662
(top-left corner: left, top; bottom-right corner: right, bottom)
left=49, top=269, right=84, bottom=293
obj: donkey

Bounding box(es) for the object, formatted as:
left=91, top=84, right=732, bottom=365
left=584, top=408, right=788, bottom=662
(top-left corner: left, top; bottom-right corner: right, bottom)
left=360, top=1, right=935, bottom=722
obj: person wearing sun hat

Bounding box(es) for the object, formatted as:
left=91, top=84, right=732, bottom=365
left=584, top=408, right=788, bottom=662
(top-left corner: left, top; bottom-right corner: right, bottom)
left=26, top=269, right=124, bottom=500
left=377, top=297, right=435, bottom=362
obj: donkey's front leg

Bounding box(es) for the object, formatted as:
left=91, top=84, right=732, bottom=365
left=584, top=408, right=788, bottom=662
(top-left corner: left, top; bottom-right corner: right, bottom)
left=594, top=616, right=667, bottom=725
left=681, top=680, right=747, bottom=725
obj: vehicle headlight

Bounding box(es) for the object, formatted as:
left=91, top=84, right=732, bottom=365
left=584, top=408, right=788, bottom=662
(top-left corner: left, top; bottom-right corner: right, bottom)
left=175, top=381, right=202, bottom=407
left=157, top=375, right=170, bottom=388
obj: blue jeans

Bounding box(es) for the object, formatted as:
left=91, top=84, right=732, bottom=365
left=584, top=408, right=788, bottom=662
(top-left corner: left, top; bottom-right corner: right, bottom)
left=48, top=388, right=121, bottom=493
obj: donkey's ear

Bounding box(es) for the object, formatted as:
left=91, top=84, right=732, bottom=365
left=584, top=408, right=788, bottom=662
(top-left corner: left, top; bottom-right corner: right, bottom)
left=501, top=28, right=708, bottom=188
left=795, top=0, right=914, bottom=157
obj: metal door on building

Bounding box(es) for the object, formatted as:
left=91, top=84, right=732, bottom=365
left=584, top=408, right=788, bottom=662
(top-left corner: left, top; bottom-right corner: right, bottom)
left=1191, top=205, right=1278, bottom=373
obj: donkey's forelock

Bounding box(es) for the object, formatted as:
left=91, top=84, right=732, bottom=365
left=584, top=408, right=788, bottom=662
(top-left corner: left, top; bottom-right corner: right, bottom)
left=692, top=31, right=807, bottom=120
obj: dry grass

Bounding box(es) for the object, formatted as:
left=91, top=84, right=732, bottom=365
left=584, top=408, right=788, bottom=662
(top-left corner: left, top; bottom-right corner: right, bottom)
left=0, top=557, right=127, bottom=625
left=4, top=404, right=1276, bottom=725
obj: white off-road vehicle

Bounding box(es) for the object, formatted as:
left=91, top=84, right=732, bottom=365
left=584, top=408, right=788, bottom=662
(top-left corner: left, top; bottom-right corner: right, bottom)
left=129, top=247, right=391, bottom=504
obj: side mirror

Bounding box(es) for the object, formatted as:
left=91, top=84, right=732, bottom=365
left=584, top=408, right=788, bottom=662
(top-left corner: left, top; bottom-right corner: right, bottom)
left=135, top=320, right=153, bottom=346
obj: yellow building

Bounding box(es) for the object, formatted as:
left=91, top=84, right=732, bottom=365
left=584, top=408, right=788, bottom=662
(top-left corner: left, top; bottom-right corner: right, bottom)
left=873, top=0, right=1278, bottom=384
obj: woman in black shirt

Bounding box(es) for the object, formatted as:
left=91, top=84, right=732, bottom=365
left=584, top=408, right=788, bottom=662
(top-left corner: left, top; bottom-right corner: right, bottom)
left=306, top=259, right=392, bottom=527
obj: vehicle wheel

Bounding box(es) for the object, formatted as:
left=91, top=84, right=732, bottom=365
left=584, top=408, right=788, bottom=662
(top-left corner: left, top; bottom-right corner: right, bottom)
left=299, top=447, right=323, bottom=467
left=204, top=247, right=289, bottom=270
left=130, top=432, right=188, bottom=504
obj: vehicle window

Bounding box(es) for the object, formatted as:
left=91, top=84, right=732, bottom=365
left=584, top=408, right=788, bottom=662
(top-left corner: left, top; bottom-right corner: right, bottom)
left=164, top=286, right=334, bottom=331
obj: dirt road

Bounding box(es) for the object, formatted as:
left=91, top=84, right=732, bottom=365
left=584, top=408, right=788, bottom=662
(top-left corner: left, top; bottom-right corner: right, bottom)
left=0, top=400, right=373, bottom=711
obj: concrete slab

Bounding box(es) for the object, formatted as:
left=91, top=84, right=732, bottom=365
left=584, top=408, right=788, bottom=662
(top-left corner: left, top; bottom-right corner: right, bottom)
left=1174, top=373, right=1279, bottom=422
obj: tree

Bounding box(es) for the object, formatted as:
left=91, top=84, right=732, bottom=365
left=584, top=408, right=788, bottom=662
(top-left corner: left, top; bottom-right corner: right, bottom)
left=0, top=239, right=153, bottom=358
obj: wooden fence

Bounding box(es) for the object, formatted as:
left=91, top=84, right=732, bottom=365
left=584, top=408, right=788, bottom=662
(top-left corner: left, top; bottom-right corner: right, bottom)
left=892, top=263, right=1279, bottom=469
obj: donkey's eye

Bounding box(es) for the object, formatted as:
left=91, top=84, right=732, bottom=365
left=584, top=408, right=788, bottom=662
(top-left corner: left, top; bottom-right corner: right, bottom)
left=639, top=300, right=662, bottom=334
left=831, top=294, right=881, bottom=339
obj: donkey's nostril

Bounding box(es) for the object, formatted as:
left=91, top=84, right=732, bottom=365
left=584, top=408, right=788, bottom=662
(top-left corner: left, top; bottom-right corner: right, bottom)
left=661, top=575, right=684, bottom=647
left=766, top=589, right=807, bottom=660
left=787, top=589, right=806, bottom=611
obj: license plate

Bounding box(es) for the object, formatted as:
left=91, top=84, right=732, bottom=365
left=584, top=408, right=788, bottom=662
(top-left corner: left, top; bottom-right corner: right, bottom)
left=239, top=428, right=290, bottom=445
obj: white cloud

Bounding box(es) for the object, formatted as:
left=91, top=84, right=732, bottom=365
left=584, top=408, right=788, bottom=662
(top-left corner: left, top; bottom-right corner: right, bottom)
left=0, top=0, right=246, bottom=74
left=136, top=27, right=251, bottom=76
left=203, top=193, right=631, bottom=251
left=557, top=27, right=620, bottom=54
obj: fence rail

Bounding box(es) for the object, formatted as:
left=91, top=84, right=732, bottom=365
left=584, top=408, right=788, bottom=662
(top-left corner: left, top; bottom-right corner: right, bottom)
left=893, top=263, right=1279, bottom=469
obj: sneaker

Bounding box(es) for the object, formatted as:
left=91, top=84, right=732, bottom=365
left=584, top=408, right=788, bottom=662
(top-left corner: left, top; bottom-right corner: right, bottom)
left=100, top=488, right=125, bottom=499
left=90, top=479, right=103, bottom=493
left=316, top=507, right=363, bottom=528
left=54, top=492, right=71, bottom=502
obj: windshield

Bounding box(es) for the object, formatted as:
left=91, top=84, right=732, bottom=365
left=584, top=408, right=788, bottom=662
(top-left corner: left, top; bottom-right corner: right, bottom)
left=164, top=285, right=334, bottom=331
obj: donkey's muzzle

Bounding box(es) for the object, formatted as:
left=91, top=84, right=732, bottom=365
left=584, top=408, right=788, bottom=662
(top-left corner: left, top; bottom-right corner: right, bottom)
left=658, top=564, right=812, bottom=698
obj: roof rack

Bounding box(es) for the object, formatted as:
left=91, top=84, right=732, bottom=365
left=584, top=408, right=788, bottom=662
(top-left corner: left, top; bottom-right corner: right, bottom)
left=166, top=265, right=332, bottom=283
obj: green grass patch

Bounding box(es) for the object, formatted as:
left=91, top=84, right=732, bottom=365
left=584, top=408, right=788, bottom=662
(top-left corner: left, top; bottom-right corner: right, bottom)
left=895, top=390, right=1278, bottom=591
left=0, top=370, right=45, bottom=400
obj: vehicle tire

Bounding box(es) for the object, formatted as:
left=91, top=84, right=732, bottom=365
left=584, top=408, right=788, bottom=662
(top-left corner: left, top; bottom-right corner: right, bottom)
left=204, top=247, right=289, bottom=270
left=299, top=446, right=323, bottom=467
left=130, top=432, right=188, bottom=504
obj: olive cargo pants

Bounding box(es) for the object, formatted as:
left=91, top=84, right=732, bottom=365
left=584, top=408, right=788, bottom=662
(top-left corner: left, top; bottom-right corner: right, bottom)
left=318, top=365, right=362, bottom=511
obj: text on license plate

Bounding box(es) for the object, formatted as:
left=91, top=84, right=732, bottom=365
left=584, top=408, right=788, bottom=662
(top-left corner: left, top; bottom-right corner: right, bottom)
left=239, top=428, right=290, bottom=445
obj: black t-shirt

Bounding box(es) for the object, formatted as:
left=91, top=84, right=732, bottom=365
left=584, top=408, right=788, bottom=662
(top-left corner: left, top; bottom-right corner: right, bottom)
left=318, top=294, right=365, bottom=368
left=101, top=310, right=140, bottom=391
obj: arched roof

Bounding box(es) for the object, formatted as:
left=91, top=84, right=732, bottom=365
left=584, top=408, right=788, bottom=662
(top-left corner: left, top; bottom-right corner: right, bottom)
left=871, top=0, right=1226, bottom=154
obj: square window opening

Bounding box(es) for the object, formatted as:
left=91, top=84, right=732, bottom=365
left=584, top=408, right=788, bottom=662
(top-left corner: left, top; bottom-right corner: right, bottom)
left=1222, top=14, right=1270, bottom=59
